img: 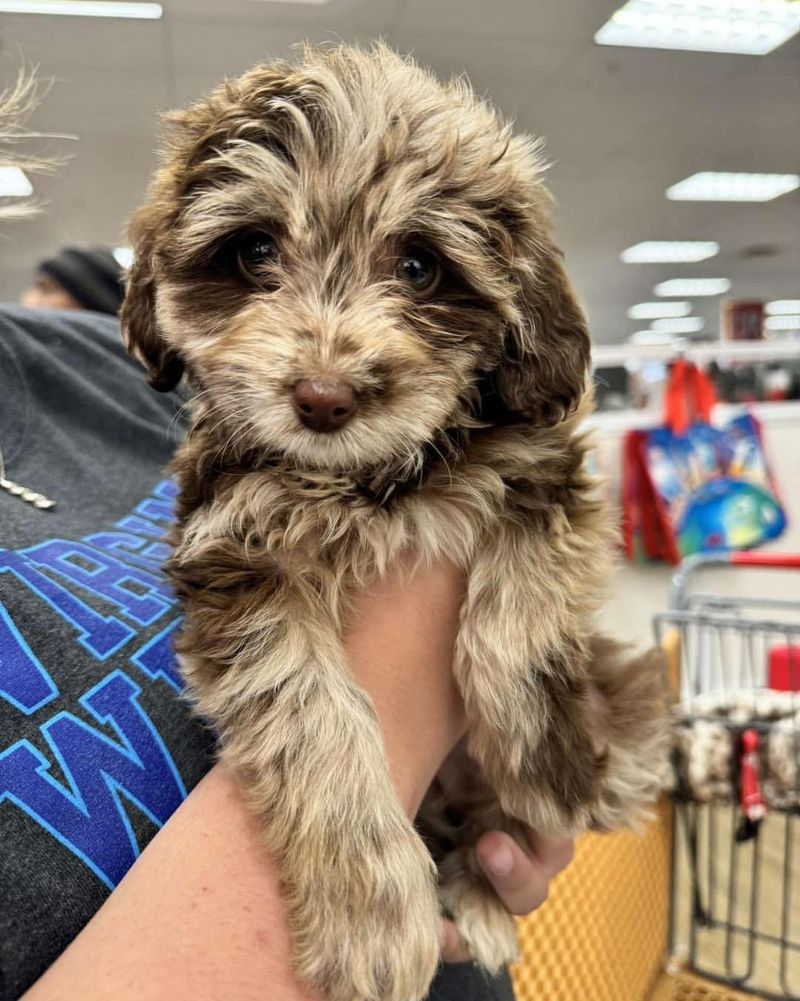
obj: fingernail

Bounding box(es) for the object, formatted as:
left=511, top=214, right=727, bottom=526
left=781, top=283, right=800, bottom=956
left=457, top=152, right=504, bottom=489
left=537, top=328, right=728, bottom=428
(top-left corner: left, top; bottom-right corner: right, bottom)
left=482, top=844, right=514, bottom=878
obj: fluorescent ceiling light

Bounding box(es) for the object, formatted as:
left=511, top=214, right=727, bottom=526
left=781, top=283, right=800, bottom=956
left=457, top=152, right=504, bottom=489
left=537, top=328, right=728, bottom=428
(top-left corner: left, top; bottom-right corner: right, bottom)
left=655, top=278, right=731, bottom=297
left=0, top=166, right=33, bottom=197
left=595, top=0, right=800, bottom=56
left=0, top=1, right=162, bottom=17
left=628, top=301, right=691, bottom=320
left=765, top=314, right=800, bottom=331
left=621, top=240, right=719, bottom=263
left=113, top=246, right=134, bottom=268
left=667, top=171, right=800, bottom=202
left=767, top=300, right=800, bottom=315
left=651, top=316, right=705, bottom=334
left=630, top=330, right=677, bottom=347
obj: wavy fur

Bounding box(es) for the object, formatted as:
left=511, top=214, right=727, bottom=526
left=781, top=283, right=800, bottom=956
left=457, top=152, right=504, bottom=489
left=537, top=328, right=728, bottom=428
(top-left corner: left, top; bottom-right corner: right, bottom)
left=122, top=43, right=667, bottom=1001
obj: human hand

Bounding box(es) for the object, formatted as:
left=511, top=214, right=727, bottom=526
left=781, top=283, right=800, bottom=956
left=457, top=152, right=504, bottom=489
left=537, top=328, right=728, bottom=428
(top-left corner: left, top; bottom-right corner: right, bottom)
left=439, top=830, right=574, bottom=963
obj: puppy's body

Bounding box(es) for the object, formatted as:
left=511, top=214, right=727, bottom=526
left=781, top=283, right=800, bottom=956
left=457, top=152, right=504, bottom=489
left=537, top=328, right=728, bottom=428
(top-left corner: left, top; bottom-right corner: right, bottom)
left=123, top=44, right=665, bottom=1001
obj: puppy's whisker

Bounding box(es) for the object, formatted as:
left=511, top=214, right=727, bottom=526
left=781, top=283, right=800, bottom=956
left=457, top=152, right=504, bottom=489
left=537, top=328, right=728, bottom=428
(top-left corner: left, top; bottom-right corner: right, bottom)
left=215, top=408, right=259, bottom=460
left=228, top=417, right=259, bottom=459
left=169, top=387, right=217, bottom=437
left=430, top=441, right=454, bottom=488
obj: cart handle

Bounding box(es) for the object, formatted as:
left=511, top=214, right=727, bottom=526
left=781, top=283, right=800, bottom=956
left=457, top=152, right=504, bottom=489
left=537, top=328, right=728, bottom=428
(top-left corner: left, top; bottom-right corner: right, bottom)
left=729, top=552, right=800, bottom=569
left=670, top=552, right=800, bottom=609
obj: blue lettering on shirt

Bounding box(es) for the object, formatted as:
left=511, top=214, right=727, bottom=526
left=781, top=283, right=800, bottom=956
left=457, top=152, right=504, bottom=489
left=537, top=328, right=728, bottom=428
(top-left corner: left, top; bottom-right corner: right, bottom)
left=0, top=602, right=58, bottom=715
left=0, top=670, right=186, bottom=888
left=0, top=480, right=195, bottom=888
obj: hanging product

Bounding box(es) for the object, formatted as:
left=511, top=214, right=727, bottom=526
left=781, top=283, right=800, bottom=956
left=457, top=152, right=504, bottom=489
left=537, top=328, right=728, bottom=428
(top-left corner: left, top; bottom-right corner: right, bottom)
left=622, top=359, right=787, bottom=563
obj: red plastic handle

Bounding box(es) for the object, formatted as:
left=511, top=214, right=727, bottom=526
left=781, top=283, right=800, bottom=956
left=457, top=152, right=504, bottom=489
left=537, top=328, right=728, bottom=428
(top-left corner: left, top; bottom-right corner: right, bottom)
left=730, top=553, right=800, bottom=569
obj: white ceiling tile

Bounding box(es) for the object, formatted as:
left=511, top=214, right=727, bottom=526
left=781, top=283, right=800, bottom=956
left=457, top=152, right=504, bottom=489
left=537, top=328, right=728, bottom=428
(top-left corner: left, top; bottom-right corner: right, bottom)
left=0, top=0, right=797, bottom=344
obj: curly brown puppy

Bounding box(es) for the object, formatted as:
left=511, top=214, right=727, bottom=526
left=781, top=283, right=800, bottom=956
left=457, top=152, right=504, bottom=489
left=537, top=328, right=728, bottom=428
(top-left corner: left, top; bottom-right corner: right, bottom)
left=122, top=43, right=666, bottom=1001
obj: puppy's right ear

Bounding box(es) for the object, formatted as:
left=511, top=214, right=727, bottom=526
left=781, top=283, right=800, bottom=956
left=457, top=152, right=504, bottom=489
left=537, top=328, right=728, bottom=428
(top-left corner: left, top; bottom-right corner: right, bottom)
left=121, top=212, right=184, bottom=393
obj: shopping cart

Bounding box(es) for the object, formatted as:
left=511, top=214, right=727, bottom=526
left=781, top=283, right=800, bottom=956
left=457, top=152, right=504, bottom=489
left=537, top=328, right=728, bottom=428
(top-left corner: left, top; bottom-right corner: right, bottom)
left=657, top=552, right=800, bottom=1000
left=511, top=551, right=800, bottom=1001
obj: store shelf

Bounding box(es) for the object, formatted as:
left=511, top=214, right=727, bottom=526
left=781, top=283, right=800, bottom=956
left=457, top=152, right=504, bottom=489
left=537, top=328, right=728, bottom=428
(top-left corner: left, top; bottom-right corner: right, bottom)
left=586, top=399, right=800, bottom=435
left=592, top=337, right=800, bottom=369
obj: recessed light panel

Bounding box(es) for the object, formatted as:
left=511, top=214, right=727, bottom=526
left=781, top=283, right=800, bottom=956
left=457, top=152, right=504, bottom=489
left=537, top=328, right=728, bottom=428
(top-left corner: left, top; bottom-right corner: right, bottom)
left=0, top=1, right=162, bottom=16
left=655, top=278, right=731, bottom=297
left=651, top=316, right=705, bottom=333
left=0, top=166, right=33, bottom=197
left=595, top=0, right=800, bottom=56
left=766, top=300, right=800, bottom=315
left=621, top=240, right=719, bottom=263
left=628, top=301, right=692, bottom=319
left=765, top=315, right=800, bottom=331
left=667, top=172, right=800, bottom=202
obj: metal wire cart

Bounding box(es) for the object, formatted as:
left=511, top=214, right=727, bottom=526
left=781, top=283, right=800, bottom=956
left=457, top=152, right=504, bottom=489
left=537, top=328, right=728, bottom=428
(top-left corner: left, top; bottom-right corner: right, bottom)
left=512, top=552, right=800, bottom=1001
left=659, top=552, right=800, bottom=1000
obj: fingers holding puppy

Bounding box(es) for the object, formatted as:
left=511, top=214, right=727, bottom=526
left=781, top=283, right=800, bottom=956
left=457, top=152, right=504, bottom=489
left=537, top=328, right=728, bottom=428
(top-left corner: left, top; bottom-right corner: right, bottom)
left=440, top=830, right=574, bottom=963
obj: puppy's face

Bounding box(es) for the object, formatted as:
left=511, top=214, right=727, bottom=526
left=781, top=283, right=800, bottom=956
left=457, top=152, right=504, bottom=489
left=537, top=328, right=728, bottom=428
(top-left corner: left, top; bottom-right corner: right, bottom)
left=123, top=45, right=589, bottom=473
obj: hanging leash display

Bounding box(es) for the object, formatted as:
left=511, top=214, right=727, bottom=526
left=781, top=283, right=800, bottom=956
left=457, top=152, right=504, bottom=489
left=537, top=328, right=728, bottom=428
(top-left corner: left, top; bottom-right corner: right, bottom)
left=736, top=727, right=766, bottom=843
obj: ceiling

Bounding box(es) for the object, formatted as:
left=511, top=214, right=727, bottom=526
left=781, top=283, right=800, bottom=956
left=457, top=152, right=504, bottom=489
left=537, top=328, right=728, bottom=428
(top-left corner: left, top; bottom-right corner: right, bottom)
left=1, top=0, right=798, bottom=344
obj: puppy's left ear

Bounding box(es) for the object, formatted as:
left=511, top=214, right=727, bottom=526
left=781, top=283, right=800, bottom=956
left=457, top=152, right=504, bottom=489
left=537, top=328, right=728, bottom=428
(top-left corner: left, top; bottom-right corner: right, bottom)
left=496, top=241, right=591, bottom=426
left=121, top=208, right=185, bottom=393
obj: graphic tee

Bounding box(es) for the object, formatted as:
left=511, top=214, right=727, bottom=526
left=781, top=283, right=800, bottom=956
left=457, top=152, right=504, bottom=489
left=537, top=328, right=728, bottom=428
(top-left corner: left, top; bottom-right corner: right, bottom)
left=0, top=305, right=512, bottom=1001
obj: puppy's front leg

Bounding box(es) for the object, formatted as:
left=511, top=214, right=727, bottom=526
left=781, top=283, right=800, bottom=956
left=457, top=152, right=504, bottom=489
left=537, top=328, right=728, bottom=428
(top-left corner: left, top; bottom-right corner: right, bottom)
left=455, top=530, right=664, bottom=834
left=455, top=537, right=602, bottom=837
left=178, top=580, right=441, bottom=1001
left=442, top=529, right=665, bottom=966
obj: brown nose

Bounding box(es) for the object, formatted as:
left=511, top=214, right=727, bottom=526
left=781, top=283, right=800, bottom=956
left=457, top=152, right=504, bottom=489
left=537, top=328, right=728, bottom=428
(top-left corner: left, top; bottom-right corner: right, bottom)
left=293, top=379, right=358, bottom=433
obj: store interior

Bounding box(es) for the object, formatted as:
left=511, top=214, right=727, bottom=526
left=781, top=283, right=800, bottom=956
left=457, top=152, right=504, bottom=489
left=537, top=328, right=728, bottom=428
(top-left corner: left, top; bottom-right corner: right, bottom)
left=1, top=2, right=799, bottom=1000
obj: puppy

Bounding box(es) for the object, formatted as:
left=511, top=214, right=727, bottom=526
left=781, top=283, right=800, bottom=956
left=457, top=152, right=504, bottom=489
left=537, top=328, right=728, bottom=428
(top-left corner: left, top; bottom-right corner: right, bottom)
left=122, top=43, right=666, bottom=1001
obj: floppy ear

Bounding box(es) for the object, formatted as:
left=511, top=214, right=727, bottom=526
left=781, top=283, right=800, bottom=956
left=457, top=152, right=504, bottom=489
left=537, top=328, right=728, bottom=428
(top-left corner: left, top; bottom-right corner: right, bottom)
left=120, top=205, right=185, bottom=393
left=119, top=71, right=295, bottom=394
left=495, top=240, right=591, bottom=427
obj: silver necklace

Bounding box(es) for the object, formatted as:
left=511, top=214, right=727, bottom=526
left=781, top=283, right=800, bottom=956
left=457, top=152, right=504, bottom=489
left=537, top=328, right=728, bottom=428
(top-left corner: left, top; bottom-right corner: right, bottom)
left=0, top=444, right=56, bottom=510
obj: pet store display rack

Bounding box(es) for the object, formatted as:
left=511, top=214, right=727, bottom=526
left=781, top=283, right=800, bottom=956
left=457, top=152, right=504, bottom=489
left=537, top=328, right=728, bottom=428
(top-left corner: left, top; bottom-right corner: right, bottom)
left=592, top=336, right=800, bottom=370
left=657, top=551, right=800, bottom=1000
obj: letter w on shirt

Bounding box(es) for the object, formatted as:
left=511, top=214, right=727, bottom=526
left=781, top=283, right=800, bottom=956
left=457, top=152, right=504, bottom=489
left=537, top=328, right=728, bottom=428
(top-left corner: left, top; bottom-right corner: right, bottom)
left=0, top=671, right=186, bottom=888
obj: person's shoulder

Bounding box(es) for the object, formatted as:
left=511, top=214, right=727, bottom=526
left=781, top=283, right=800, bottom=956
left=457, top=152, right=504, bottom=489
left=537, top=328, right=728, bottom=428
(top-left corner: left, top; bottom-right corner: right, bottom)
left=0, top=302, right=186, bottom=431
left=0, top=302, right=123, bottom=354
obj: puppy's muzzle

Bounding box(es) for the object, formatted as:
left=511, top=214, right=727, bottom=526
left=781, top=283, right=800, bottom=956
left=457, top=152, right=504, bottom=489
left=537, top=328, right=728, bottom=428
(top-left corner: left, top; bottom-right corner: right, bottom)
left=293, top=379, right=358, bottom=433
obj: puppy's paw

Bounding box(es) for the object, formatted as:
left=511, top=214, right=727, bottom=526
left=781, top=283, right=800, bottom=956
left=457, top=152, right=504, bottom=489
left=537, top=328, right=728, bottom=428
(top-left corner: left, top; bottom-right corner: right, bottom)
left=291, top=828, right=441, bottom=1001
left=439, top=871, right=520, bottom=973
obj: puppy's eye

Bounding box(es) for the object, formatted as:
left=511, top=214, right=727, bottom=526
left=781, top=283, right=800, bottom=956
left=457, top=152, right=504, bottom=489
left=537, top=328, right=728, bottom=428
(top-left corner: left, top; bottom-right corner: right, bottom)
left=236, top=231, right=279, bottom=277
left=395, top=246, right=441, bottom=296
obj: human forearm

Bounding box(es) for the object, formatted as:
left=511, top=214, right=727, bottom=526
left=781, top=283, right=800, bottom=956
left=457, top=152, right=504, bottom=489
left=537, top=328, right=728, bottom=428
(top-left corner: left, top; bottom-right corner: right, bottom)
left=24, top=764, right=319, bottom=1001
left=23, top=558, right=467, bottom=1001
left=342, top=556, right=466, bottom=815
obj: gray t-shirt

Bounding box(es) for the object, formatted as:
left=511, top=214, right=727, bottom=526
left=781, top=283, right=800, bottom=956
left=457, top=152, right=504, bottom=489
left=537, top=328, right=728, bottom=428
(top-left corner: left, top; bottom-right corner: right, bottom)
left=0, top=304, right=513, bottom=1001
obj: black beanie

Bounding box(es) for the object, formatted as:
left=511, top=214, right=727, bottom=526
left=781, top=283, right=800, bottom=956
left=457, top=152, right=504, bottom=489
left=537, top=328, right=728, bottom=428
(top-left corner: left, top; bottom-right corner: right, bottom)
left=38, top=246, right=124, bottom=316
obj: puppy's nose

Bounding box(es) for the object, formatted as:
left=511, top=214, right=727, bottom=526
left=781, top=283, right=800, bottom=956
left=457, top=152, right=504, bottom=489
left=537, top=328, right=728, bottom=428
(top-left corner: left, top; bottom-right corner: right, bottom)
left=293, top=379, right=358, bottom=433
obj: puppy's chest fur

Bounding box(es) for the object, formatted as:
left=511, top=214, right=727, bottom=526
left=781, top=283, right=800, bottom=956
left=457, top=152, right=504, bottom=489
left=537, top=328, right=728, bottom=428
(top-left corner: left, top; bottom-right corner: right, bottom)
left=165, top=415, right=611, bottom=709
left=171, top=418, right=601, bottom=594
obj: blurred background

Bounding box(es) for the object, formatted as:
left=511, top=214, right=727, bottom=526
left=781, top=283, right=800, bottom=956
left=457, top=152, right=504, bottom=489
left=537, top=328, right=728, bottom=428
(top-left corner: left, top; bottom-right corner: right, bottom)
left=1, top=0, right=798, bottom=345
left=2, top=7, right=800, bottom=1000
left=1, top=0, right=799, bottom=633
